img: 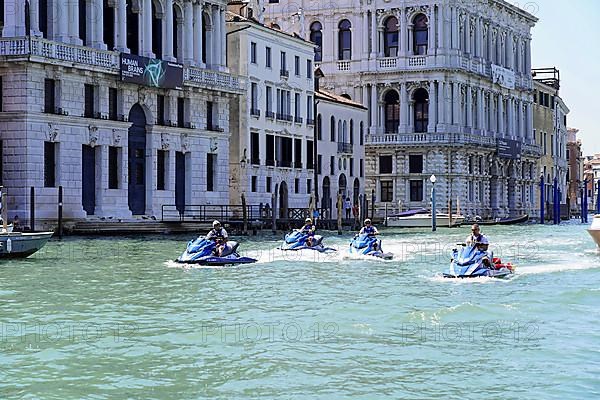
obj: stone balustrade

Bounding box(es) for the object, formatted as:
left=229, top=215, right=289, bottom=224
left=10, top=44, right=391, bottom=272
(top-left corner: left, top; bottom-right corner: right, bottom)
left=0, top=37, right=243, bottom=93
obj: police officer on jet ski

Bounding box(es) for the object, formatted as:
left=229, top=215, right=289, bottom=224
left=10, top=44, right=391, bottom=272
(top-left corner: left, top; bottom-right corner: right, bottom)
left=206, top=220, right=228, bottom=256
left=299, top=218, right=316, bottom=247
left=359, top=219, right=379, bottom=236
left=466, top=224, right=492, bottom=266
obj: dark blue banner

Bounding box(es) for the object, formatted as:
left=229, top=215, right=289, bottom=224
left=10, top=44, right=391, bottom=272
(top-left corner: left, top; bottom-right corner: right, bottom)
left=497, top=138, right=522, bottom=159
left=120, top=54, right=183, bottom=90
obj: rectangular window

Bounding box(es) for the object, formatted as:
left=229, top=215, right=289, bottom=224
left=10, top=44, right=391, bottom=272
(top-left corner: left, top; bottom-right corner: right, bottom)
left=307, top=60, right=312, bottom=78
left=317, top=154, right=322, bottom=175
left=84, top=84, right=95, bottom=118
left=0, top=77, right=3, bottom=111
left=409, top=155, right=423, bottom=173
left=207, top=101, right=214, bottom=129
left=294, top=93, right=301, bottom=121
left=379, top=155, right=393, bottom=174
left=266, top=176, right=272, bottom=192
left=294, top=55, right=300, bottom=76
left=381, top=181, right=393, bottom=202
left=207, top=153, right=215, bottom=191
left=108, top=146, right=119, bottom=189
left=360, top=159, right=364, bottom=177
left=157, top=150, right=167, bottom=190
left=266, top=86, right=273, bottom=114
left=295, top=178, right=299, bottom=194
left=468, top=181, right=474, bottom=202
left=266, top=134, right=275, bottom=166
left=410, top=180, right=423, bottom=202
left=44, top=79, right=56, bottom=113
left=294, top=138, right=302, bottom=168
left=306, top=96, right=313, bottom=121
left=350, top=158, right=354, bottom=177
left=280, top=51, right=287, bottom=75
left=306, top=140, right=313, bottom=169
left=44, top=141, right=56, bottom=187
left=157, top=95, right=165, bottom=125
left=307, top=179, right=312, bottom=194
left=251, top=83, right=259, bottom=115
left=330, top=155, right=335, bottom=175
left=109, top=88, right=118, bottom=121
left=177, top=97, right=185, bottom=127
left=251, top=176, right=257, bottom=192
left=266, top=47, right=272, bottom=67
left=251, top=42, right=257, bottom=64
left=251, top=131, right=260, bottom=165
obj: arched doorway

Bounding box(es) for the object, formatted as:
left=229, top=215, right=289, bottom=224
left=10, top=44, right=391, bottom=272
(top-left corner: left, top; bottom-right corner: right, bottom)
left=279, top=181, right=288, bottom=218
left=322, top=177, right=331, bottom=214
left=128, top=104, right=147, bottom=215
left=338, top=173, right=347, bottom=197
left=384, top=90, right=400, bottom=134
left=353, top=178, right=360, bottom=205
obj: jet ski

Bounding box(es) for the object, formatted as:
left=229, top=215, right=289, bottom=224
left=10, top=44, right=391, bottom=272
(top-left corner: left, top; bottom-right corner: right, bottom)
left=443, top=244, right=515, bottom=278
left=280, top=230, right=337, bottom=253
left=348, top=234, right=393, bottom=260
left=176, top=238, right=257, bottom=266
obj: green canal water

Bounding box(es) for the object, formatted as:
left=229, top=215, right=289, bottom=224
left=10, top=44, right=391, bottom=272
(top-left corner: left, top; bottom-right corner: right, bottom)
left=1, top=222, right=599, bottom=399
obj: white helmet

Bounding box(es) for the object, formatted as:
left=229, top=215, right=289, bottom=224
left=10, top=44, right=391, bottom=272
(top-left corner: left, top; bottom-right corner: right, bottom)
left=213, top=220, right=221, bottom=228
left=305, top=218, right=312, bottom=224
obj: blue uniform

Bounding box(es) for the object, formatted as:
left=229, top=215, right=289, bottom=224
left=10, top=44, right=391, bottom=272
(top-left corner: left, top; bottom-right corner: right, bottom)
left=300, top=224, right=315, bottom=236
left=360, top=225, right=378, bottom=235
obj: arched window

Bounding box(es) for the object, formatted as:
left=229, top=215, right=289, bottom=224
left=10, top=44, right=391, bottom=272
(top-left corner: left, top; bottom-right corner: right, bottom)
left=310, top=21, right=323, bottom=62
left=338, top=19, right=352, bottom=60
left=384, top=16, right=399, bottom=57
left=330, top=116, right=336, bottom=141
left=384, top=91, right=400, bottom=134
left=350, top=120, right=354, bottom=145
left=413, top=88, right=429, bottom=133
left=317, top=114, right=322, bottom=140
left=338, top=120, right=343, bottom=142
left=413, top=14, right=428, bottom=55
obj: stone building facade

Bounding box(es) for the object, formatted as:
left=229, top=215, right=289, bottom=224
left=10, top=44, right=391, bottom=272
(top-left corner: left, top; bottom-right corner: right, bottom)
left=265, top=0, right=541, bottom=218
left=0, top=0, right=242, bottom=226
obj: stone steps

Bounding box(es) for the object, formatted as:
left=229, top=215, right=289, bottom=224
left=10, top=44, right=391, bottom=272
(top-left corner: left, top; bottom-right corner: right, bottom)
left=71, top=221, right=211, bottom=235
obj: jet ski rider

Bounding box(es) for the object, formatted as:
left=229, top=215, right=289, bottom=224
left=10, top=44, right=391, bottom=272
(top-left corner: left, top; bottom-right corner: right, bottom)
left=299, top=218, right=316, bottom=247
left=359, top=219, right=379, bottom=236
left=206, top=220, right=228, bottom=256
left=466, top=224, right=492, bottom=266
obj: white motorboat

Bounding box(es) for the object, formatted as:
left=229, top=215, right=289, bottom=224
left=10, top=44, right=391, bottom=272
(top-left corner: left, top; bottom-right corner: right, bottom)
left=386, top=213, right=465, bottom=228
left=587, top=214, right=600, bottom=247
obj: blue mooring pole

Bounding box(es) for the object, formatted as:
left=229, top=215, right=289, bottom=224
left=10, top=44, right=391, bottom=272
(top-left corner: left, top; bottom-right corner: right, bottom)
left=583, top=179, right=589, bottom=223
left=553, top=177, right=558, bottom=225
left=431, top=184, right=437, bottom=232
left=596, top=180, right=600, bottom=215
left=540, top=174, right=545, bottom=224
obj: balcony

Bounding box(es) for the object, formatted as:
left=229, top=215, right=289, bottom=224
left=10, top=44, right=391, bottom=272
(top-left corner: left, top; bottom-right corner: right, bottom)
left=250, top=158, right=260, bottom=166
left=337, top=60, right=350, bottom=71
left=337, top=142, right=353, bottom=154
left=294, top=116, right=303, bottom=124
left=265, top=110, right=275, bottom=119
left=280, top=69, right=289, bottom=78
left=276, top=113, right=293, bottom=122
left=0, top=37, right=244, bottom=94
left=279, top=160, right=292, bottom=168
left=207, top=124, right=224, bottom=132
left=366, top=132, right=498, bottom=148
left=250, top=108, right=261, bottom=117
left=266, top=159, right=275, bottom=167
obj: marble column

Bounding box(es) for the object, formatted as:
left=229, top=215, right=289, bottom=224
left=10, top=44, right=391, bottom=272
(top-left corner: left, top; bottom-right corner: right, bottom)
left=143, top=0, right=154, bottom=57
left=2, top=0, right=26, bottom=37
left=487, top=25, right=493, bottom=64
left=400, top=82, right=408, bottom=132
left=526, top=102, right=533, bottom=141
left=466, top=85, right=473, bottom=129
left=56, top=0, right=69, bottom=42
left=477, top=88, right=484, bottom=131
left=164, top=0, right=174, bottom=60
left=437, top=5, right=445, bottom=52
left=399, top=8, right=406, bottom=56
left=525, top=38, right=532, bottom=73
left=93, top=0, right=106, bottom=49
left=451, top=7, right=459, bottom=50
left=221, top=8, right=226, bottom=69
left=445, top=82, right=452, bottom=127
left=362, top=11, right=369, bottom=58
left=370, top=84, right=378, bottom=131
left=193, top=2, right=202, bottom=65
left=29, top=0, right=41, bottom=35
left=212, top=6, right=221, bottom=67
left=465, top=15, right=471, bottom=54
left=498, top=95, right=504, bottom=137
left=407, top=24, right=414, bottom=55
left=430, top=8, right=436, bottom=54
left=452, top=82, right=460, bottom=127
left=184, top=1, right=194, bottom=64
left=69, top=0, right=82, bottom=44
left=116, top=0, right=128, bottom=51
left=408, top=101, right=414, bottom=132
left=437, top=81, right=445, bottom=127
left=428, top=81, right=437, bottom=132
left=507, top=32, right=513, bottom=70
left=370, top=11, right=377, bottom=59
left=508, top=97, right=514, bottom=137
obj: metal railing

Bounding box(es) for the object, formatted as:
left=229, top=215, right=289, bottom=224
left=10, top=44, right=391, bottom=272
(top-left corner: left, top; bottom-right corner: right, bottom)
left=337, top=142, right=353, bottom=154
left=161, top=204, right=264, bottom=222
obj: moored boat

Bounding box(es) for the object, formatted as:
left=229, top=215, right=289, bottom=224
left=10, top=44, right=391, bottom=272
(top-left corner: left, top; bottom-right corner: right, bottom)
left=476, top=214, right=529, bottom=226
left=387, top=213, right=465, bottom=228
left=587, top=215, right=600, bottom=248
left=0, top=232, right=54, bottom=258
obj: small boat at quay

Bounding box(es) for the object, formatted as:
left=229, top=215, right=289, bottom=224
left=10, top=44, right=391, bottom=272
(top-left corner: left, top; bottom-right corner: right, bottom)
left=386, top=212, right=465, bottom=228
left=473, top=214, right=529, bottom=226
left=0, top=188, right=53, bottom=259
left=587, top=215, right=600, bottom=248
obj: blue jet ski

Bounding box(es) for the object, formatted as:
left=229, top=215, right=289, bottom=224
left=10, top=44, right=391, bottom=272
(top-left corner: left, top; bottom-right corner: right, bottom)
left=281, top=231, right=336, bottom=253
left=348, top=234, right=393, bottom=260
left=176, top=238, right=257, bottom=266
left=443, top=244, right=515, bottom=278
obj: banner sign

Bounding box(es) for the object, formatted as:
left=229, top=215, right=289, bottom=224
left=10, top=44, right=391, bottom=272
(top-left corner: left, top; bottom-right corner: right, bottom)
left=492, top=64, right=515, bottom=90
left=497, top=138, right=521, bottom=159
left=120, top=54, right=184, bottom=90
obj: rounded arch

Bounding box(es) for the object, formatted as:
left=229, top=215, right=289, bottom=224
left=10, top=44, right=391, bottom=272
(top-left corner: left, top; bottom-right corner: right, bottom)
left=202, top=11, right=212, bottom=64
left=350, top=119, right=354, bottom=145
left=128, top=103, right=148, bottom=215
left=413, top=88, right=429, bottom=133
left=330, top=116, right=336, bottom=141
left=353, top=178, right=360, bottom=205
left=412, top=13, right=429, bottom=55
left=338, top=19, right=352, bottom=60
left=383, top=16, right=399, bottom=57
left=383, top=89, right=400, bottom=134
left=310, top=21, right=323, bottom=61
left=322, top=176, right=331, bottom=211
left=338, top=174, right=347, bottom=196
left=338, top=119, right=343, bottom=142
left=129, top=102, right=152, bottom=125
left=270, top=23, right=281, bottom=30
